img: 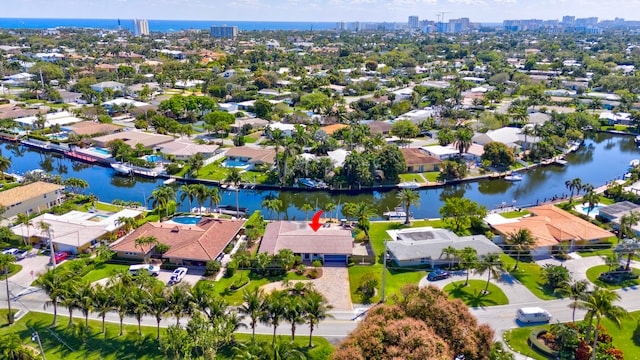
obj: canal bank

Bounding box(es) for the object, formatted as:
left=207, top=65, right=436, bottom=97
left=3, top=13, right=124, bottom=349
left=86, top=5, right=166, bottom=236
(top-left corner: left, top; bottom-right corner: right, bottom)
left=2, top=133, right=638, bottom=220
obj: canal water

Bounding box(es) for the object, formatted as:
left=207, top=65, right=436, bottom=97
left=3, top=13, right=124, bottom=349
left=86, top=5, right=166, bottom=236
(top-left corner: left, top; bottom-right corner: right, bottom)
left=2, top=133, right=638, bottom=220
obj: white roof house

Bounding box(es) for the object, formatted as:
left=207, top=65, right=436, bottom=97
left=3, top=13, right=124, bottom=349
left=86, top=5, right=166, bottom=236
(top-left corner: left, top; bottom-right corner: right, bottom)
left=472, top=127, right=521, bottom=147
left=14, top=111, right=83, bottom=128
left=102, top=98, right=149, bottom=111
left=90, top=81, right=125, bottom=93
left=397, top=108, right=437, bottom=124
left=265, top=122, right=301, bottom=136
left=599, top=111, right=632, bottom=125
left=420, top=145, right=459, bottom=160
left=11, top=209, right=142, bottom=254
left=327, top=149, right=350, bottom=167
left=157, top=140, right=220, bottom=161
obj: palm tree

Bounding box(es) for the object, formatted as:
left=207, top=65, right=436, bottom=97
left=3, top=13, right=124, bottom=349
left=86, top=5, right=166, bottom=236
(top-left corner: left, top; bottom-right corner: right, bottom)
left=192, top=183, right=208, bottom=212
left=149, top=283, right=168, bottom=340
left=92, top=283, right=113, bottom=334
left=149, top=185, right=176, bottom=218
left=618, top=211, right=640, bottom=241
left=303, top=290, right=333, bottom=348
left=583, top=189, right=600, bottom=216
left=59, top=279, right=80, bottom=327
left=440, top=246, right=458, bottom=270
left=302, top=203, right=314, bottom=221
left=459, top=247, right=478, bottom=286
left=76, top=281, right=94, bottom=327
left=38, top=221, right=55, bottom=268
left=475, top=253, right=503, bottom=294
left=565, top=178, right=582, bottom=203
left=206, top=186, right=221, bottom=214
left=616, top=238, right=640, bottom=271
left=240, top=287, right=265, bottom=342
left=353, top=202, right=376, bottom=238
left=559, top=279, right=590, bottom=323
left=225, top=168, right=243, bottom=218
left=108, top=277, right=130, bottom=336
left=0, top=254, right=16, bottom=324
left=576, top=287, right=628, bottom=360
left=167, top=282, right=193, bottom=326
left=0, top=155, right=11, bottom=180
left=283, top=296, right=305, bottom=340
left=35, top=269, right=70, bottom=326
left=396, top=188, right=420, bottom=225
left=115, top=216, right=137, bottom=234
left=14, top=213, right=33, bottom=245
left=134, top=235, right=157, bottom=263
left=324, top=202, right=336, bottom=222
left=179, top=184, right=197, bottom=212
left=454, top=127, right=473, bottom=158
left=128, top=287, right=151, bottom=335
left=506, top=228, right=535, bottom=271
left=260, top=290, right=287, bottom=345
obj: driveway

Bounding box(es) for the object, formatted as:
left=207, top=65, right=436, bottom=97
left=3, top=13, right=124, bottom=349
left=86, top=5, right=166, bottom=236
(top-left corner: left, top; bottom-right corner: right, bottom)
left=157, top=268, right=204, bottom=287
left=260, top=266, right=353, bottom=311
left=8, top=251, right=51, bottom=287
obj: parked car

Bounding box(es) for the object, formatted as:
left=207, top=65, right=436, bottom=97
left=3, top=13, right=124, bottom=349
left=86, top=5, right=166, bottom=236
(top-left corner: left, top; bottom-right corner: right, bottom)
left=2, top=248, right=27, bottom=260
left=128, top=264, right=161, bottom=276
left=53, top=252, right=69, bottom=264
left=517, top=307, right=552, bottom=324
left=427, top=269, right=450, bottom=281
left=169, top=267, right=188, bottom=284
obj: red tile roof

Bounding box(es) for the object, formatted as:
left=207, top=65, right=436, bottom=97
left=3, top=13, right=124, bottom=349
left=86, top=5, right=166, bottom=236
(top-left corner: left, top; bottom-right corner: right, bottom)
left=111, top=218, right=245, bottom=262
left=400, top=148, right=442, bottom=166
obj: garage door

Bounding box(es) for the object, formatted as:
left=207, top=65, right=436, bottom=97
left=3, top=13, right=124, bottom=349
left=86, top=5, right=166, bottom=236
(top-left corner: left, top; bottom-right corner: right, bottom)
left=323, top=255, right=347, bottom=264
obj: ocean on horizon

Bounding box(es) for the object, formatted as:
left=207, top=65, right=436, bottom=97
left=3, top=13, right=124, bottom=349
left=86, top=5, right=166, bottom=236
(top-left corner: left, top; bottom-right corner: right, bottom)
left=0, top=18, right=337, bottom=32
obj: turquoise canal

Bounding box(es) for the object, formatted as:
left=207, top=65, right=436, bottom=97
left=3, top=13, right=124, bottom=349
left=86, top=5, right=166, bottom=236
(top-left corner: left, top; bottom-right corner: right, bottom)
left=2, top=133, right=637, bottom=220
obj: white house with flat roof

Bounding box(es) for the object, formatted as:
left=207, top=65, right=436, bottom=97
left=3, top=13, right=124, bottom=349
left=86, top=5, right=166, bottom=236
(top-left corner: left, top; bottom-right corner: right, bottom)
left=14, top=111, right=82, bottom=129
left=420, top=145, right=459, bottom=160
left=90, top=81, right=125, bottom=93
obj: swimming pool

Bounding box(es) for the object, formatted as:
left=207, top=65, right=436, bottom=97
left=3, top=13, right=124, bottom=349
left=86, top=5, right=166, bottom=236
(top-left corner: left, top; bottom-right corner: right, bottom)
left=146, top=155, right=163, bottom=163
left=171, top=216, right=203, bottom=225
left=578, top=205, right=603, bottom=216
left=88, top=214, right=109, bottom=222
left=222, top=160, right=251, bottom=168
left=48, top=132, right=68, bottom=140
left=90, top=148, right=112, bottom=156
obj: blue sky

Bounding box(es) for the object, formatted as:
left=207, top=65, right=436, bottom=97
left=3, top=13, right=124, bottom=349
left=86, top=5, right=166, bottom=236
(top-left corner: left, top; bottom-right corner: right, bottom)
left=3, top=0, right=640, bottom=23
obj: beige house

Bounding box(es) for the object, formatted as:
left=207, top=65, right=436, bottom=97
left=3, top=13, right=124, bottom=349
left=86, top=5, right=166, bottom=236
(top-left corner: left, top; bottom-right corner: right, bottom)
left=0, top=182, right=64, bottom=218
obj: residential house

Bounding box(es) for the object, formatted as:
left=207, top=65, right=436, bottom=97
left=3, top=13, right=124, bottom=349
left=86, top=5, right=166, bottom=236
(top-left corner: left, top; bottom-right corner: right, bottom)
left=472, top=127, right=522, bottom=148
left=66, top=121, right=121, bottom=137
left=11, top=209, right=142, bottom=254
left=400, top=148, right=442, bottom=173
left=259, top=221, right=353, bottom=264
left=365, top=121, right=392, bottom=135
left=90, top=81, right=125, bottom=93
left=110, top=218, right=245, bottom=265
left=157, top=140, right=221, bottom=161
left=14, top=111, right=83, bottom=129
left=0, top=181, right=64, bottom=218
left=599, top=111, right=632, bottom=126
left=265, top=122, right=301, bottom=137
left=57, top=90, right=83, bottom=104
left=420, top=145, right=459, bottom=160
left=230, top=118, right=269, bottom=133
left=491, top=204, right=614, bottom=257
left=92, top=130, right=174, bottom=149
left=385, top=227, right=502, bottom=267
left=224, top=146, right=276, bottom=168
left=598, top=201, right=640, bottom=236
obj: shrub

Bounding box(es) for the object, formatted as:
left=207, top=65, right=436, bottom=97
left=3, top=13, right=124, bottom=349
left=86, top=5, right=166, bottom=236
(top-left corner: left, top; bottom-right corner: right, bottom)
left=312, top=259, right=323, bottom=268
left=204, top=260, right=222, bottom=276
left=295, top=264, right=307, bottom=276
left=308, top=268, right=319, bottom=279
left=226, top=260, right=238, bottom=277
left=528, top=329, right=559, bottom=358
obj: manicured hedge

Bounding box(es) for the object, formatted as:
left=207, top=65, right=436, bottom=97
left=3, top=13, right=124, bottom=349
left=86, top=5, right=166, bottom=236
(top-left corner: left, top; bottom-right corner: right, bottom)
left=528, top=329, right=559, bottom=359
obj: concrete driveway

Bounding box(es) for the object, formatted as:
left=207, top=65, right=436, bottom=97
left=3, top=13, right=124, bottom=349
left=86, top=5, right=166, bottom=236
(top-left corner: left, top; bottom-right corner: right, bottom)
left=260, top=266, right=353, bottom=311
left=8, top=251, right=51, bottom=287
left=157, top=268, right=204, bottom=287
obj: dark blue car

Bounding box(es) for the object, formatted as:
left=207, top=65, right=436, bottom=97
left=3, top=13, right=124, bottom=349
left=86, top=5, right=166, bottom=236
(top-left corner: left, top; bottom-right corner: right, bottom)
left=427, top=269, right=450, bottom=281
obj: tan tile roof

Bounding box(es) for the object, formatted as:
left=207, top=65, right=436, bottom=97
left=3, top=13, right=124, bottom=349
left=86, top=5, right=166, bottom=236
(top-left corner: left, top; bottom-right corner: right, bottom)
left=259, top=221, right=353, bottom=255
left=492, top=205, right=613, bottom=248
left=0, top=182, right=64, bottom=207
left=400, top=148, right=442, bottom=166
left=224, top=146, right=276, bottom=164
left=93, top=131, right=174, bottom=148
left=320, top=124, right=347, bottom=135
left=110, top=218, right=245, bottom=262
left=69, top=121, right=121, bottom=136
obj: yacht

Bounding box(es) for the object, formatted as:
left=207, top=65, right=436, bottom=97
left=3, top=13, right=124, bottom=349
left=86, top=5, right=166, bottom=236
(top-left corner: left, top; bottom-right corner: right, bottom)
left=397, top=181, right=421, bottom=189
left=111, top=163, right=132, bottom=175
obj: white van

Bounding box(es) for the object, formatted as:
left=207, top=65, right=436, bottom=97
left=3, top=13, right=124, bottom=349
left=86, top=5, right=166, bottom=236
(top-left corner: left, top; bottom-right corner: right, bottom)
left=128, top=264, right=161, bottom=277
left=517, top=307, right=552, bottom=323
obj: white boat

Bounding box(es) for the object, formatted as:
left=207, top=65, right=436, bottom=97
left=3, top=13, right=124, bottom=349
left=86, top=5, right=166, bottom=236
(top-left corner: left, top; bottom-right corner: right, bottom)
left=504, top=174, right=523, bottom=182
left=630, top=159, right=640, bottom=167
left=163, top=178, right=176, bottom=185
left=397, top=181, right=420, bottom=189
left=554, top=159, right=568, bottom=166
left=111, top=163, right=132, bottom=175
left=635, top=136, right=640, bottom=144
left=383, top=207, right=407, bottom=220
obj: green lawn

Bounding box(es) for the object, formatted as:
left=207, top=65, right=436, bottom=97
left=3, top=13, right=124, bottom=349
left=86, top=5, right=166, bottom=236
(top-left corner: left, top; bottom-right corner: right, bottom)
left=500, top=255, right=558, bottom=300
left=500, top=210, right=531, bottom=218
left=442, top=280, right=509, bottom=307
left=0, top=263, right=22, bottom=280
left=0, top=312, right=333, bottom=360
left=203, top=270, right=308, bottom=305
left=585, top=264, right=640, bottom=289
left=504, top=311, right=640, bottom=359
left=348, top=264, right=428, bottom=304
left=399, top=172, right=440, bottom=183
left=82, top=264, right=130, bottom=283
left=0, top=309, right=17, bottom=326
left=196, top=161, right=230, bottom=181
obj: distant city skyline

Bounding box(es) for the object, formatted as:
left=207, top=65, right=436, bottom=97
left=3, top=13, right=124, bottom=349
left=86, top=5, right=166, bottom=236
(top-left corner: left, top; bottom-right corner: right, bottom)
left=3, top=0, right=640, bottom=24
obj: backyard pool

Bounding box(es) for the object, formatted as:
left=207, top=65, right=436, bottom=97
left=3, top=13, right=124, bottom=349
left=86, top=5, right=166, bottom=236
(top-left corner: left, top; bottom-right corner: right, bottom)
left=88, top=214, right=109, bottom=222
left=575, top=204, right=603, bottom=217
left=145, top=155, right=164, bottom=163
left=170, top=216, right=203, bottom=225
left=222, top=160, right=251, bottom=169
left=89, top=147, right=112, bottom=156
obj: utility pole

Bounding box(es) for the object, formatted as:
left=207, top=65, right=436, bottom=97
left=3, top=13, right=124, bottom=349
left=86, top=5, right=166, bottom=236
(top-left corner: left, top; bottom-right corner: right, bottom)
left=32, top=332, right=46, bottom=360
left=381, top=241, right=387, bottom=303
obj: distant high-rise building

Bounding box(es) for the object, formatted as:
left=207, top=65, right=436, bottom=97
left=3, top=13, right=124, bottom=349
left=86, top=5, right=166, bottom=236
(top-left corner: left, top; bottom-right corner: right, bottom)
left=132, top=19, right=149, bottom=36
left=408, top=16, right=419, bottom=28
left=562, top=16, right=575, bottom=25
left=336, top=22, right=347, bottom=31
left=210, top=25, right=238, bottom=39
